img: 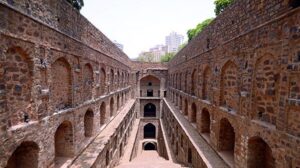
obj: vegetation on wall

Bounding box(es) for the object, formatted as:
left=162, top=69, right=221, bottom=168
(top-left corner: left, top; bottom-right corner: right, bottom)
left=66, top=0, right=84, bottom=10
left=160, top=53, right=175, bottom=62
left=214, top=0, right=234, bottom=15
left=187, top=18, right=214, bottom=42
left=186, top=0, right=234, bottom=42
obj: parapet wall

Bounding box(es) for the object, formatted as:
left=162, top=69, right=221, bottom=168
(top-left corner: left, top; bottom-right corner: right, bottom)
left=131, top=61, right=168, bottom=71
left=170, top=0, right=295, bottom=65
left=0, top=0, right=130, bottom=64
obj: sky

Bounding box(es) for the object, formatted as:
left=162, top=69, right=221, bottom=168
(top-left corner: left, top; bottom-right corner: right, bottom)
left=81, top=0, right=216, bottom=59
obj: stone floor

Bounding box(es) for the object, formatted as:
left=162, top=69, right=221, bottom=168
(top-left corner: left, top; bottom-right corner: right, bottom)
left=116, top=151, right=182, bottom=168
left=119, top=119, right=140, bottom=164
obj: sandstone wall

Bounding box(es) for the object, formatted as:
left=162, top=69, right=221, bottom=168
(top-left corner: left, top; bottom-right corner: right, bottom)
left=0, top=0, right=131, bottom=64
left=167, top=0, right=300, bottom=167
left=0, top=1, right=134, bottom=167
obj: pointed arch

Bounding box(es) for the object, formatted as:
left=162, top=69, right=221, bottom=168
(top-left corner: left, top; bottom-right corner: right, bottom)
left=218, top=118, right=235, bottom=157
left=144, top=123, right=156, bottom=139
left=110, top=69, right=114, bottom=91
left=117, top=95, right=120, bottom=110
left=110, top=97, right=114, bottom=117
left=52, top=57, right=72, bottom=110
left=83, top=63, right=94, bottom=101
left=100, top=102, right=106, bottom=125
left=252, top=54, right=277, bottom=124
left=117, top=71, right=120, bottom=89
left=200, top=108, right=211, bottom=134
left=191, top=69, right=197, bottom=95
left=220, top=60, right=239, bottom=111
left=202, top=66, right=212, bottom=101
left=184, top=99, right=188, bottom=116
left=6, top=47, right=35, bottom=126
left=247, top=136, right=275, bottom=168
left=140, top=75, right=160, bottom=97
left=55, top=121, right=74, bottom=161
left=6, top=141, right=39, bottom=168
left=144, top=103, right=156, bottom=117
left=84, top=109, right=94, bottom=137
left=179, top=95, right=183, bottom=110
left=122, top=72, right=125, bottom=88
left=100, top=67, right=106, bottom=95
left=185, top=71, right=188, bottom=92
left=191, top=103, right=197, bottom=123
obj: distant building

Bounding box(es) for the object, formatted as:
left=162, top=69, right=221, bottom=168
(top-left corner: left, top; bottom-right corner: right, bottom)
left=149, top=45, right=168, bottom=62
left=113, top=40, right=124, bottom=51
left=165, top=32, right=184, bottom=53
left=138, top=45, right=167, bottom=62
left=138, top=51, right=154, bottom=62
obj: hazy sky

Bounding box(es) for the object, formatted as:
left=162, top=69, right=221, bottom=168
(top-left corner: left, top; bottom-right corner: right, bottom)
left=81, top=0, right=215, bottom=59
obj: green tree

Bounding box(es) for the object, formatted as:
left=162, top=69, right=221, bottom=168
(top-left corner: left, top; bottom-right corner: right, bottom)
left=160, top=53, right=175, bottom=62
left=66, top=0, right=84, bottom=10
left=187, top=18, right=214, bottom=41
left=214, top=0, right=233, bottom=16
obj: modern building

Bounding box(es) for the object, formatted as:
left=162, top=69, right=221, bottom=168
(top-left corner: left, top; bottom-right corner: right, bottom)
left=139, top=45, right=167, bottom=62
left=149, top=45, right=168, bottom=62
left=165, top=32, right=184, bottom=53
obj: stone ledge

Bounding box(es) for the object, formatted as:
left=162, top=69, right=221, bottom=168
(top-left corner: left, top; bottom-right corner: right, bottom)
left=287, top=98, right=300, bottom=106
left=70, top=99, right=136, bottom=168
left=163, top=98, right=229, bottom=168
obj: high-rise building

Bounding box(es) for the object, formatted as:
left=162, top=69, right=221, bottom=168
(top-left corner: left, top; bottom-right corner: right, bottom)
left=113, top=40, right=124, bottom=51
left=165, top=32, right=184, bottom=53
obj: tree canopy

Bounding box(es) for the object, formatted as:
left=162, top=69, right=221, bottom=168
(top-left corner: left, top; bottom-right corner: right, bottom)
left=160, top=53, right=175, bottom=62
left=214, top=0, right=233, bottom=15
left=186, top=0, right=234, bottom=41
left=66, top=0, right=84, bottom=10
left=187, top=18, right=214, bottom=42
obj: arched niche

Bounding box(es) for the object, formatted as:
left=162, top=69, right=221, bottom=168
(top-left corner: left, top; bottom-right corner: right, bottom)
left=144, top=123, right=156, bottom=139
left=84, top=109, right=94, bottom=137
left=6, top=141, right=39, bottom=168
left=6, top=47, right=35, bottom=126
left=140, top=75, right=160, bottom=97
left=52, top=58, right=72, bottom=110
left=144, top=103, right=156, bottom=117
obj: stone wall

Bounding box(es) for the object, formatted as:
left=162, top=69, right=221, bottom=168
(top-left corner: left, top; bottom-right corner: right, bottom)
left=167, top=0, right=300, bottom=167
left=0, top=0, right=130, bottom=64
left=162, top=100, right=209, bottom=168
left=0, top=1, right=134, bottom=167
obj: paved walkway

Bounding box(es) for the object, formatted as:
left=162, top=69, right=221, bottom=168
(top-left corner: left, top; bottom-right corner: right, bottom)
left=118, top=119, right=140, bottom=164
left=116, top=151, right=182, bottom=168
left=164, top=98, right=229, bottom=168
